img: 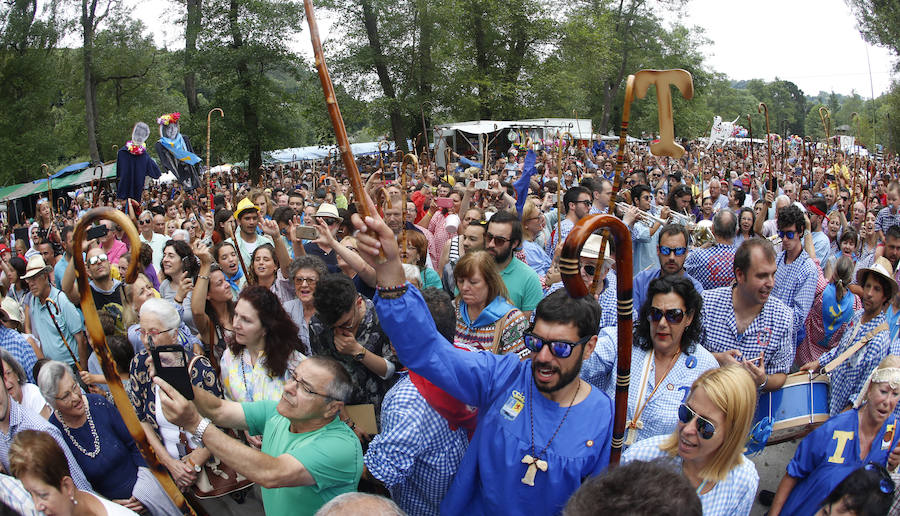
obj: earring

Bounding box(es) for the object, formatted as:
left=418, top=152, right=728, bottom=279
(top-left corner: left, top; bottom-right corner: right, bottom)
left=71, top=496, right=77, bottom=505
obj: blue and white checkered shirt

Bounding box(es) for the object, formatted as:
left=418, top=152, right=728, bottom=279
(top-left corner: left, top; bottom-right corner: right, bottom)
left=876, top=206, right=900, bottom=234
left=581, top=329, right=719, bottom=446
left=546, top=271, right=618, bottom=330
left=683, top=244, right=736, bottom=290
left=700, top=286, right=794, bottom=374
left=0, top=400, right=92, bottom=491
left=773, top=250, right=818, bottom=338
left=0, top=327, right=38, bottom=383
left=623, top=435, right=759, bottom=516
left=819, top=310, right=890, bottom=415
left=364, top=373, right=468, bottom=516
left=546, top=218, right=575, bottom=256
left=0, top=474, right=38, bottom=515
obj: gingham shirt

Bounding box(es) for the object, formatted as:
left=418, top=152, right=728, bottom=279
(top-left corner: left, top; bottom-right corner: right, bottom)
left=876, top=206, right=900, bottom=233
left=364, top=373, right=468, bottom=516
left=546, top=218, right=574, bottom=256
left=0, top=326, right=37, bottom=383
left=622, top=434, right=759, bottom=516
left=818, top=310, right=890, bottom=415
left=581, top=329, right=719, bottom=445
left=772, top=250, right=819, bottom=338
left=700, top=286, right=795, bottom=374
left=683, top=244, right=736, bottom=290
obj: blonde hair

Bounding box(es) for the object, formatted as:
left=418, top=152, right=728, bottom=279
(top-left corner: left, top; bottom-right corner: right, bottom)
left=522, top=199, right=541, bottom=240
left=453, top=250, right=509, bottom=303
left=659, top=365, right=756, bottom=482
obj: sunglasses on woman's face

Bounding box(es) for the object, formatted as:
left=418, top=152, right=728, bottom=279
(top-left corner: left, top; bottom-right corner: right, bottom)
left=581, top=263, right=596, bottom=276
left=647, top=306, right=685, bottom=324
left=677, top=403, right=716, bottom=440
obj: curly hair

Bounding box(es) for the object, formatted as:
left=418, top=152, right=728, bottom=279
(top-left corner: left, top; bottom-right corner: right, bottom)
left=232, top=286, right=300, bottom=378
left=289, top=255, right=328, bottom=282
left=138, top=242, right=154, bottom=269
left=163, top=239, right=199, bottom=282
left=776, top=204, right=806, bottom=232
left=313, top=273, right=359, bottom=327
left=634, top=275, right=702, bottom=354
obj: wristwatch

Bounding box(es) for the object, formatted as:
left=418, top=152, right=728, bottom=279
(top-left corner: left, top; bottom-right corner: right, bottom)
left=191, top=417, right=212, bottom=447
left=353, top=350, right=366, bottom=362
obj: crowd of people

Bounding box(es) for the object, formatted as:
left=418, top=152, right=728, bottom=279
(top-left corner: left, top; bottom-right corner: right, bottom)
left=0, top=135, right=898, bottom=515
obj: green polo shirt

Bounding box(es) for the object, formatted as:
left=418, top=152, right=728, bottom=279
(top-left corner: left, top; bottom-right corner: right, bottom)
left=243, top=400, right=363, bottom=515
left=499, top=257, right=543, bottom=312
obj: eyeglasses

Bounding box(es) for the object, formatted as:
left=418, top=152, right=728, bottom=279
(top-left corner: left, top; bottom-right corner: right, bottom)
left=864, top=463, right=895, bottom=494
left=294, top=277, right=317, bottom=286
left=573, top=200, right=592, bottom=207
left=523, top=329, right=591, bottom=358
left=87, top=254, right=108, bottom=265
left=485, top=233, right=510, bottom=245
left=581, top=263, right=597, bottom=276
left=288, top=369, right=333, bottom=399
left=318, top=217, right=339, bottom=225
left=778, top=230, right=799, bottom=240
left=138, top=218, right=151, bottom=225
left=648, top=307, right=686, bottom=324
left=138, top=327, right=176, bottom=338
left=677, top=403, right=716, bottom=440
left=54, top=384, right=82, bottom=403
left=658, top=246, right=687, bottom=256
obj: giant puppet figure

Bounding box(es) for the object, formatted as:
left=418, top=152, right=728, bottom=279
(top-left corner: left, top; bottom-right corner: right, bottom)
left=154, top=112, right=202, bottom=190
left=116, top=122, right=161, bottom=201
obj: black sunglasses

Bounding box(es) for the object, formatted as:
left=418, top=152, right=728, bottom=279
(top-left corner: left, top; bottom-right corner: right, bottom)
left=659, top=246, right=687, bottom=256
left=648, top=307, right=685, bottom=324
left=678, top=403, right=716, bottom=440
left=485, top=233, right=510, bottom=245
left=523, top=329, right=591, bottom=358
left=581, top=263, right=596, bottom=276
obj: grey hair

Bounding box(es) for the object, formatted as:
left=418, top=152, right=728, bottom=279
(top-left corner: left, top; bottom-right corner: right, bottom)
left=139, top=297, right=181, bottom=332
left=37, top=360, right=73, bottom=410
left=712, top=209, right=737, bottom=240
left=314, top=492, right=406, bottom=516
left=305, top=356, right=353, bottom=402
left=288, top=255, right=328, bottom=282
left=775, top=194, right=790, bottom=207
left=0, top=350, right=26, bottom=385
left=171, top=229, right=190, bottom=244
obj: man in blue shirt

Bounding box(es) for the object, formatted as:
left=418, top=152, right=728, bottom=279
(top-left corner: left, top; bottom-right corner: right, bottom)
left=350, top=195, right=613, bottom=516
left=633, top=224, right=704, bottom=316
left=23, top=256, right=87, bottom=370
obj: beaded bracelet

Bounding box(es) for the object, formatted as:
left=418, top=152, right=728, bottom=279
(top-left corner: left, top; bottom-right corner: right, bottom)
left=377, top=283, right=408, bottom=299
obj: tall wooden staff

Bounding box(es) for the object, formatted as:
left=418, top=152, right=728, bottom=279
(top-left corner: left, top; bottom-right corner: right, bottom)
left=758, top=103, right=773, bottom=191
left=42, top=164, right=54, bottom=220
left=819, top=107, right=832, bottom=174
left=206, top=108, right=224, bottom=208
left=399, top=153, right=418, bottom=259
left=573, top=69, right=692, bottom=465
left=851, top=112, right=861, bottom=204
left=303, top=0, right=377, bottom=248
left=800, top=135, right=807, bottom=189
left=746, top=114, right=755, bottom=167
left=419, top=108, right=431, bottom=170
left=73, top=209, right=201, bottom=515
left=555, top=132, right=565, bottom=244
left=780, top=120, right=788, bottom=178
left=589, top=75, right=634, bottom=295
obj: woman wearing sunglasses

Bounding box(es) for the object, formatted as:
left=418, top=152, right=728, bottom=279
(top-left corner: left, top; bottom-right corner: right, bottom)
left=770, top=356, right=900, bottom=516
left=582, top=275, right=717, bottom=446
left=622, top=365, right=759, bottom=515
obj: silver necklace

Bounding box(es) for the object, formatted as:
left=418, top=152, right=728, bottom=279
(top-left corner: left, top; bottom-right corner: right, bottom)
left=57, top=397, right=101, bottom=458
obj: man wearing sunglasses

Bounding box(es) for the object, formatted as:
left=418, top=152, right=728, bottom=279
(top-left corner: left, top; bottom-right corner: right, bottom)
left=486, top=211, right=542, bottom=317
left=683, top=208, right=737, bottom=291
left=62, top=246, right=126, bottom=330
left=137, top=211, right=167, bottom=268
left=544, top=186, right=591, bottom=257
left=700, top=239, right=793, bottom=392
left=771, top=204, right=818, bottom=346
left=632, top=225, right=704, bottom=319
left=354, top=197, right=612, bottom=516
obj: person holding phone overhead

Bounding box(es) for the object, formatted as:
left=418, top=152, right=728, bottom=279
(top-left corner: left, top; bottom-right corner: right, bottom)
left=127, top=298, right=222, bottom=493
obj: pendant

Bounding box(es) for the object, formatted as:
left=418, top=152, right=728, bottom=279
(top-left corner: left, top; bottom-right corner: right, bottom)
left=520, top=454, right=548, bottom=486
left=624, top=419, right=643, bottom=446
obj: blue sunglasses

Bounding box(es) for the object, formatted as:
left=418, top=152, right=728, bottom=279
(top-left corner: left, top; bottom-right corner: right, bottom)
left=523, top=329, right=591, bottom=358
left=659, top=246, right=687, bottom=256
left=778, top=230, right=799, bottom=240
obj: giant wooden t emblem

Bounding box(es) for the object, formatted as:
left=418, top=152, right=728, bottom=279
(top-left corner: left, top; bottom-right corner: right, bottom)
left=633, top=69, right=694, bottom=159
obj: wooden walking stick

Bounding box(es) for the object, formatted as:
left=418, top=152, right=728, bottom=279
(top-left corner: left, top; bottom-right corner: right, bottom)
left=399, top=153, right=418, bottom=260
left=207, top=108, right=224, bottom=208
left=746, top=114, right=755, bottom=174
left=73, top=208, right=202, bottom=515
left=851, top=112, right=862, bottom=205
left=44, top=298, right=82, bottom=371
left=758, top=103, right=773, bottom=192
left=819, top=106, right=832, bottom=174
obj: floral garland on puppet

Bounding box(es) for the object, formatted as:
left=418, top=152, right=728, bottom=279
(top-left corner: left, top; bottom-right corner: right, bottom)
left=126, top=140, right=146, bottom=155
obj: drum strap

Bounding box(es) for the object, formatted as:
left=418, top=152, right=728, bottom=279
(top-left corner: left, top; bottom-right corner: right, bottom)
left=822, top=322, right=888, bottom=374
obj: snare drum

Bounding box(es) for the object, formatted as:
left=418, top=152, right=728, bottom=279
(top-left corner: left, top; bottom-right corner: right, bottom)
left=753, top=371, right=830, bottom=445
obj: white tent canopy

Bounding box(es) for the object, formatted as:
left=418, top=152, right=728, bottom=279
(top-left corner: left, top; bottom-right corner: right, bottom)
left=266, top=141, right=409, bottom=163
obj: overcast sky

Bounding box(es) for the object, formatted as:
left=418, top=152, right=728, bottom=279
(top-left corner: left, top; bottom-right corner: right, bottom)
left=130, top=0, right=895, bottom=99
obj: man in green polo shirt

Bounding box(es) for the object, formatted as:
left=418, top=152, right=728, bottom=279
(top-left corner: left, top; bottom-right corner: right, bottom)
left=485, top=210, right=543, bottom=318
left=156, top=356, right=362, bottom=515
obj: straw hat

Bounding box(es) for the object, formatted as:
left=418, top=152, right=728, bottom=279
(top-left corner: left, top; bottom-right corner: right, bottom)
left=856, top=256, right=898, bottom=300
left=0, top=297, right=23, bottom=323
left=22, top=255, right=50, bottom=280
left=580, top=234, right=613, bottom=265
left=314, top=203, right=342, bottom=222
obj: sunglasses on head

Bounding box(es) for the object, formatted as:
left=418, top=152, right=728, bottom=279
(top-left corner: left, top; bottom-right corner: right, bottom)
left=659, top=245, right=687, bottom=256
left=864, top=463, right=895, bottom=494
left=523, top=328, right=591, bottom=358
left=778, top=230, right=799, bottom=240
left=648, top=306, right=685, bottom=324
left=677, top=403, right=716, bottom=439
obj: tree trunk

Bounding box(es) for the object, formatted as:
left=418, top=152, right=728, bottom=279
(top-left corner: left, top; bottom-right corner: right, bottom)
left=82, top=0, right=100, bottom=163
left=360, top=0, right=408, bottom=151
left=470, top=4, right=491, bottom=119
left=228, top=0, right=261, bottom=180
left=183, top=0, right=201, bottom=115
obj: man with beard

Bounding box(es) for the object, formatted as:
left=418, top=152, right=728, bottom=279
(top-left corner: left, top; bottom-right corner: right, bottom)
left=349, top=198, right=612, bottom=515
left=485, top=210, right=542, bottom=317
left=62, top=247, right=125, bottom=332
left=632, top=224, right=705, bottom=317
left=545, top=186, right=592, bottom=256
left=700, top=239, right=794, bottom=392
